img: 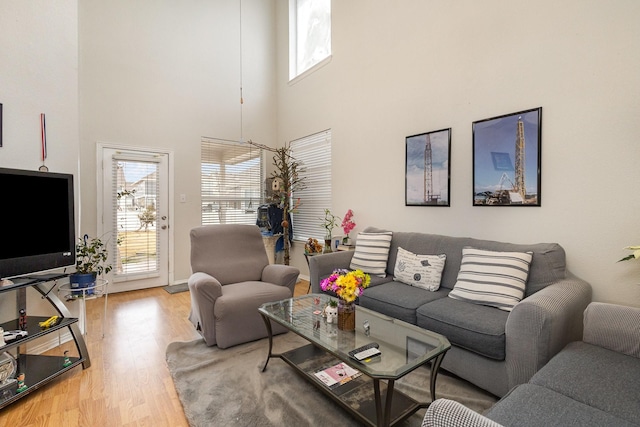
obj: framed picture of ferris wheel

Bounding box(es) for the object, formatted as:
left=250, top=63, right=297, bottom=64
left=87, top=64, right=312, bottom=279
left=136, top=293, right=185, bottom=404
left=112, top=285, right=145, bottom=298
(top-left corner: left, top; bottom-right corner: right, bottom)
left=405, top=128, right=451, bottom=207
left=472, top=107, right=542, bottom=206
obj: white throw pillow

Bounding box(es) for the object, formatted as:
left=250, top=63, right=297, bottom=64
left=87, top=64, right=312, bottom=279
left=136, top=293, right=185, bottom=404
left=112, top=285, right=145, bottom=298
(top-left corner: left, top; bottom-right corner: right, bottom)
left=349, top=231, right=393, bottom=277
left=448, top=247, right=533, bottom=312
left=393, top=247, right=446, bottom=291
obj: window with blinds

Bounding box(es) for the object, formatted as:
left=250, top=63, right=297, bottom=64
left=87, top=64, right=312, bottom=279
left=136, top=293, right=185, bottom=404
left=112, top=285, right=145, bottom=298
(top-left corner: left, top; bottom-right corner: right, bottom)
left=201, top=138, right=263, bottom=225
left=112, top=157, right=160, bottom=278
left=291, top=129, right=332, bottom=241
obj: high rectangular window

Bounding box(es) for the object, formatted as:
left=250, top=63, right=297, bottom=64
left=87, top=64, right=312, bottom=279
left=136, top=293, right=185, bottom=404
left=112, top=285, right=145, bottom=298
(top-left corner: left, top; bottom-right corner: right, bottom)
left=289, top=0, right=331, bottom=80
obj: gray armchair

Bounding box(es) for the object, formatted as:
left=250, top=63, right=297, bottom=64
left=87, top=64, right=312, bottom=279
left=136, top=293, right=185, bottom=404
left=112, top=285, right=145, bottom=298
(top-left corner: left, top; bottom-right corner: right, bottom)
left=188, top=224, right=300, bottom=349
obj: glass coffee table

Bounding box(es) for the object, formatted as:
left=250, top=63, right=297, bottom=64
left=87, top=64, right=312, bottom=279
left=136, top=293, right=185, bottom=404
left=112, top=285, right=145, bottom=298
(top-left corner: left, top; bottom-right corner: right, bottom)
left=258, top=294, right=451, bottom=427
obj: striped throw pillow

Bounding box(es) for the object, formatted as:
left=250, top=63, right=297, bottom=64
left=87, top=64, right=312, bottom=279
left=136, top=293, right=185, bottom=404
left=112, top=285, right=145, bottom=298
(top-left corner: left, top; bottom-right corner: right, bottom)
left=349, top=231, right=393, bottom=277
left=448, top=247, right=533, bottom=312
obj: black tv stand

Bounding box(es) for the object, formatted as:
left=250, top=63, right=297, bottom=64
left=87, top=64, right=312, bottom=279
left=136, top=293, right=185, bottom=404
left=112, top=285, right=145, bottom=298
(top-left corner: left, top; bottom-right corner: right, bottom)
left=0, top=274, right=90, bottom=409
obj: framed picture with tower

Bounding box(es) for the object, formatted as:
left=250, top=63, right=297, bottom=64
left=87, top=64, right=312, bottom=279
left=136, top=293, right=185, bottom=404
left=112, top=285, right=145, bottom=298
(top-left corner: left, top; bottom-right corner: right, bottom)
left=472, top=107, right=542, bottom=206
left=405, top=128, right=451, bottom=206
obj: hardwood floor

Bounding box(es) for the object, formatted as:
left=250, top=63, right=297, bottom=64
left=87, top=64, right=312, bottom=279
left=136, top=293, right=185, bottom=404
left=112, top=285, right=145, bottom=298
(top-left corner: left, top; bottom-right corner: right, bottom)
left=0, top=280, right=310, bottom=426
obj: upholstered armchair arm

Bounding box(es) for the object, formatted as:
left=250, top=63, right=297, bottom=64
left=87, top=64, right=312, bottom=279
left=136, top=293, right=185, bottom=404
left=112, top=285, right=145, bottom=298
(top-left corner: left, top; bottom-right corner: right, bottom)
left=504, top=276, right=591, bottom=389
left=583, top=302, right=640, bottom=358
left=187, top=272, right=223, bottom=346
left=262, top=264, right=300, bottom=295
left=309, top=251, right=355, bottom=294
left=422, top=399, right=503, bottom=427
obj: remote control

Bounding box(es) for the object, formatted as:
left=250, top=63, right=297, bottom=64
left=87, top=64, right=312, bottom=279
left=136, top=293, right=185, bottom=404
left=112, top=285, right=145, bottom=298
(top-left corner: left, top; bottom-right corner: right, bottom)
left=349, top=342, right=381, bottom=361
left=353, top=347, right=381, bottom=361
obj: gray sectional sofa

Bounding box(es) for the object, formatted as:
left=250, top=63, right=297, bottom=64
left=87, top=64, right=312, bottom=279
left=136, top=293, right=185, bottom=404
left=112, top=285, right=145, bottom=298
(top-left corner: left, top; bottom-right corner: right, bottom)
left=422, top=302, right=640, bottom=426
left=308, top=227, right=592, bottom=397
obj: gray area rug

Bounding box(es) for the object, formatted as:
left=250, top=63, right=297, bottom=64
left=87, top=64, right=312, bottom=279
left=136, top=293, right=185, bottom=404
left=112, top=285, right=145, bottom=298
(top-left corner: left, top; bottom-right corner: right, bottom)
left=166, top=333, right=497, bottom=427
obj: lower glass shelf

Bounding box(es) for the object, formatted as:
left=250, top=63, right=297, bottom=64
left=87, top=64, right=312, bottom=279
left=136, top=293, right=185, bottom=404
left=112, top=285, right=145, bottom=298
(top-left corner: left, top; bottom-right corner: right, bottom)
left=0, top=353, right=83, bottom=409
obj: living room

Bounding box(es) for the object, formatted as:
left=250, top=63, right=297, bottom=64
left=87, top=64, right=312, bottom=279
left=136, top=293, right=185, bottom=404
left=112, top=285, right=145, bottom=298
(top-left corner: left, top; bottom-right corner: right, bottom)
left=0, top=0, right=638, bottom=425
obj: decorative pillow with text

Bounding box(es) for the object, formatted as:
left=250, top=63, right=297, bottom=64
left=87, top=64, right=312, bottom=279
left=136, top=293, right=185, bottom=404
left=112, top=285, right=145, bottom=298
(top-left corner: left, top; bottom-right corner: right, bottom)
left=448, top=247, right=533, bottom=312
left=349, top=231, right=393, bottom=277
left=393, top=247, right=446, bottom=291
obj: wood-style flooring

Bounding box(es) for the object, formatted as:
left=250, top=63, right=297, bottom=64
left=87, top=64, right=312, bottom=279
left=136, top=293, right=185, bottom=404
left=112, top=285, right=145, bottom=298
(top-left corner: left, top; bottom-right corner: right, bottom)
left=0, top=279, right=310, bottom=426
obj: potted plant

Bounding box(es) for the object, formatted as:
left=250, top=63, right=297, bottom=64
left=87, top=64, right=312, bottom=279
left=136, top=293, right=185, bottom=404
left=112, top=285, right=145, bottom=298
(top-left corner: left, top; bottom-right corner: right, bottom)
left=320, top=209, right=340, bottom=253
left=341, top=209, right=356, bottom=245
left=619, top=245, right=640, bottom=262
left=325, top=299, right=338, bottom=324
left=70, top=234, right=112, bottom=295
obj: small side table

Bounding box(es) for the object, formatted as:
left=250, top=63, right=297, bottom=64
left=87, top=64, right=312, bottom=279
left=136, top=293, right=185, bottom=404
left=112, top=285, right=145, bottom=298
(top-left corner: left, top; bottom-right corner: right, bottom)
left=303, top=252, right=323, bottom=294
left=58, top=279, right=108, bottom=337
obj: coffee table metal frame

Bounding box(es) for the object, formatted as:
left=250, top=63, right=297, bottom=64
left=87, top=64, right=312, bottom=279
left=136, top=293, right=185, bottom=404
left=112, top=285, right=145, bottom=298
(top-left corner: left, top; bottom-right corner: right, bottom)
left=258, top=294, right=451, bottom=427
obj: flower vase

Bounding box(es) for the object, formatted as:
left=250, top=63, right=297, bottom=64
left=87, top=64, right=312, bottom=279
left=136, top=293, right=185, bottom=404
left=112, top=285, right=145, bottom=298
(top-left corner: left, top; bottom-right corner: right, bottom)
left=323, top=235, right=333, bottom=253
left=337, top=300, right=356, bottom=331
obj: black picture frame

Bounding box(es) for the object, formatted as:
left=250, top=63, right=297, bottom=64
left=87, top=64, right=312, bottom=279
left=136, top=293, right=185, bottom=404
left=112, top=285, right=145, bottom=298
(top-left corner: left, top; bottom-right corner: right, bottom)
left=0, top=103, right=3, bottom=147
left=472, top=107, right=542, bottom=206
left=405, top=128, right=451, bottom=206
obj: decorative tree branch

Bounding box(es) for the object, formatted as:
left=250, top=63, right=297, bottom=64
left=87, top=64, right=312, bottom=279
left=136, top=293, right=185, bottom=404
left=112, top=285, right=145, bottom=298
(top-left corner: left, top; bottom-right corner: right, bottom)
left=247, top=140, right=306, bottom=265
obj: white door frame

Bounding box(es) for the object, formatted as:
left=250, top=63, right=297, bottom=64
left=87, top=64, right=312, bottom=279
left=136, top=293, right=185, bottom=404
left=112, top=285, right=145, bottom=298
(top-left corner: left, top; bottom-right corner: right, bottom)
left=97, top=142, right=175, bottom=291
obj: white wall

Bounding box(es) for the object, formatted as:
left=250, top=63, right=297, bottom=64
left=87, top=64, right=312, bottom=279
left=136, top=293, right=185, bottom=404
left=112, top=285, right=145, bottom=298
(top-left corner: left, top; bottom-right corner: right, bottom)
left=2, top=1, right=639, bottom=308
left=0, top=1, right=79, bottom=174
left=79, top=0, right=277, bottom=282
left=0, top=1, right=80, bottom=320
left=277, top=1, right=640, bottom=306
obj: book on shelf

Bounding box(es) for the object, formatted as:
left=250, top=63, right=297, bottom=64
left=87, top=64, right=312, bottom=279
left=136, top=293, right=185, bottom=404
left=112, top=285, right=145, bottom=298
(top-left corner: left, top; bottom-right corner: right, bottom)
left=336, top=244, right=355, bottom=251
left=314, top=362, right=361, bottom=389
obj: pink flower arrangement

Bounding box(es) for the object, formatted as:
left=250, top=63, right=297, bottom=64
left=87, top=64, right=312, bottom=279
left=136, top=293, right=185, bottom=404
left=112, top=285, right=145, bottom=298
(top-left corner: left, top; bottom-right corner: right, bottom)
left=320, top=269, right=371, bottom=303
left=341, top=209, right=356, bottom=236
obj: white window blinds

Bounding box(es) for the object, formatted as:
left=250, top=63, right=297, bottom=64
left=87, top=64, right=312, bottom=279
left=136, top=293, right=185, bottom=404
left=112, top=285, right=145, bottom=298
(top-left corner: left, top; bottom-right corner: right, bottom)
left=111, top=156, right=160, bottom=279
left=200, top=138, right=263, bottom=225
left=291, top=129, right=332, bottom=241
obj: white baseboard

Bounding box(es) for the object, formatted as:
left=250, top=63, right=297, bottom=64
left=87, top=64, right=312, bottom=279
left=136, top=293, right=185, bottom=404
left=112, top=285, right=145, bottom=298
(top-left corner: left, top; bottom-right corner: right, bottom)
left=28, top=329, right=74, bottom=354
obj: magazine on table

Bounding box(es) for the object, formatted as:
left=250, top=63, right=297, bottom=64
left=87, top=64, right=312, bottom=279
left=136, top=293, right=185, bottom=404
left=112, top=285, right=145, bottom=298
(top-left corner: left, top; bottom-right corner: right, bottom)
left=314, top=362, right=361, bottom=388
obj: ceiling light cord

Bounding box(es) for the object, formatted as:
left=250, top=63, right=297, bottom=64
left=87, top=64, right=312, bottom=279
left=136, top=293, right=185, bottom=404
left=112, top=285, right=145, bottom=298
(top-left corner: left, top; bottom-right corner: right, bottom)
left=239, top=0, right=244, bottom=143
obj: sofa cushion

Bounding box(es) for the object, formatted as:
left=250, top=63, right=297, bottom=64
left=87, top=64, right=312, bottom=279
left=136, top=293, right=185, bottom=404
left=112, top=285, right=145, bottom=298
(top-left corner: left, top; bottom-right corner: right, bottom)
left=393, top=247, right=446, bottom=291
left=350, top=231, right=393, bottom=277
left=358, top=281, right=447, bottom=324
left=485, top=383, right=636, bottom=427
left=448, top=248, right=532, bottom=311
left=528, top=341, right=640, bottom=425
left=416, top=297, right=508, bottom=360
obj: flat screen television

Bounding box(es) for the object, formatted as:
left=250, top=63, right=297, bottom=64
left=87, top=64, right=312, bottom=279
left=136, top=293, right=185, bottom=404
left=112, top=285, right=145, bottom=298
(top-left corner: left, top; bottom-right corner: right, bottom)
left=0, top=167, right=76, bottom=281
